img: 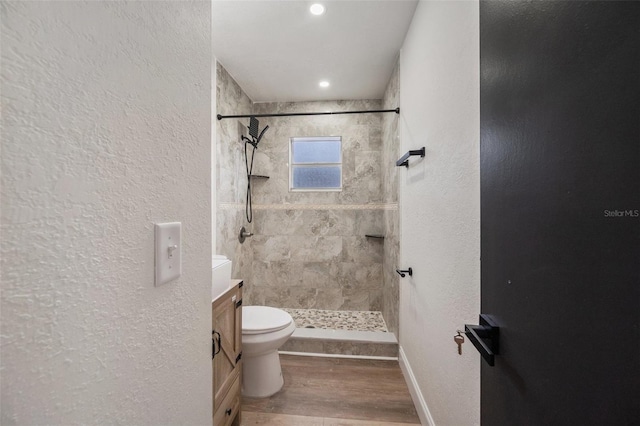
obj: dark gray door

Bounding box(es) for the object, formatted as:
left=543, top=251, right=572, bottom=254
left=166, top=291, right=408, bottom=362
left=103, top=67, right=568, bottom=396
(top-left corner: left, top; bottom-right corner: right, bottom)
left=480, top=1, right=639, bottom=425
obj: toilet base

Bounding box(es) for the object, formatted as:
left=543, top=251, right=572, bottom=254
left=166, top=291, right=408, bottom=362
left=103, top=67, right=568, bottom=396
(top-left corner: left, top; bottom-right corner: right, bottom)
left=242, top=350, right=284, bottom=398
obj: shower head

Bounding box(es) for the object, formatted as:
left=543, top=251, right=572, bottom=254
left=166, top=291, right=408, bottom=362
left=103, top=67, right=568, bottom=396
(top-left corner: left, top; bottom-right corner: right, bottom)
left=244, top=117, right=269, bottom=148
left=248, top=117, right=259, bottom=139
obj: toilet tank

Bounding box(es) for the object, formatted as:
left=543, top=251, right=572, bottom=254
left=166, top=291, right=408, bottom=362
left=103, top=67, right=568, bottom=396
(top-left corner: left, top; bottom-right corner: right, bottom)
left=212, top=255, right=232, bottom=301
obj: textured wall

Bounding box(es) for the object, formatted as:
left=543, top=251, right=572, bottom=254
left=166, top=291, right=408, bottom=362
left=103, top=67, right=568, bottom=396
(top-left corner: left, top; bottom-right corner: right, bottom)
left=398, top=1, right=480, bottom=425
left=381, top=61, right=400, bottom=335
left=0, top=2, right=212, bottom=424
left=212, top=57, right=218, bottom=254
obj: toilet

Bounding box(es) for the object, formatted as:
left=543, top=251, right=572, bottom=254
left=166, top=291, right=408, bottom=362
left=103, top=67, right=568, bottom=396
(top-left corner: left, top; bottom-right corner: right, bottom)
left=241, top=306, right=295, bottom=398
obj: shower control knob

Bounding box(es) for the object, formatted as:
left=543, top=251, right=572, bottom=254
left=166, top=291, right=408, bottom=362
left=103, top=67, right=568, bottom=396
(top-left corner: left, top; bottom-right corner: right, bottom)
left=238, top=226, right=253, bottom=243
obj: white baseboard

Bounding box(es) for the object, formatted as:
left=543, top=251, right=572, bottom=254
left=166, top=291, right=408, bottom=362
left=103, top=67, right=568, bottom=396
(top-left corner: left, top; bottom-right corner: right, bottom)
left=399, top=346, right=436, bottom=426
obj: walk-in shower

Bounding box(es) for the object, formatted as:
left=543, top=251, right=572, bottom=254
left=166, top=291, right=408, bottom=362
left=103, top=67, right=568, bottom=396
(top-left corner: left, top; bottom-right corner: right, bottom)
left=215, top=62, right=401, bottom=358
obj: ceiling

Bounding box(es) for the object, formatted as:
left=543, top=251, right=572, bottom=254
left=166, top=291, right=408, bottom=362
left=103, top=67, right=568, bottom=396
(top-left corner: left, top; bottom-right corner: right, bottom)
left=212, top=1, right=418, bottom=103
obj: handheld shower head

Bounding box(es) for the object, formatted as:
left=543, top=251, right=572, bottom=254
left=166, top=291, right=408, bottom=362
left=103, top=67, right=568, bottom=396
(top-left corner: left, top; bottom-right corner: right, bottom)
left=242, top=117, right=270, bottom=224
left=256, top=125, right=269, bottom=145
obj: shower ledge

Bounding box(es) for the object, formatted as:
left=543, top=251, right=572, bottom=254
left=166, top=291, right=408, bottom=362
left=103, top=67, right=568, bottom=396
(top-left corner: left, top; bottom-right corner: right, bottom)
left=281, top=329, right=398, bottom=358
left=291, top=328, right=397, bottom=344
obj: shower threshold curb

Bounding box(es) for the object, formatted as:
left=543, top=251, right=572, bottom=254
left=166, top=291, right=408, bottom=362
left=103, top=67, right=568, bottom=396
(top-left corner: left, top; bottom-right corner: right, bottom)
left=282, top=329, right=399, bottom=358
left=291, top=328, right=397, bottom=344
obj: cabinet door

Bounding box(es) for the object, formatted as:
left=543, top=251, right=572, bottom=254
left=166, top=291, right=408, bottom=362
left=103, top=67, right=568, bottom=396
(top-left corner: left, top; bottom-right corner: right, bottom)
left=212, top=286, right=241, bottom=412
left=234, top=286, right=242, bottom=362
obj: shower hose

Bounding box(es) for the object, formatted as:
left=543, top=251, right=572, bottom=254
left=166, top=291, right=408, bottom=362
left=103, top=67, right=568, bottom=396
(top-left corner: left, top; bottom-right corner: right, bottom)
left=244, top=140, right=257, bottom=223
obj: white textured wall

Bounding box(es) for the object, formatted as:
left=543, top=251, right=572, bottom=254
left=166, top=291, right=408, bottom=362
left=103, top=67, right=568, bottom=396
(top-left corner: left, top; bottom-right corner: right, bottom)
left=398, top=1, right=480, bottom=425
left=1, top=2, right=212, bottom=424
left=213, top=57, right=218, bottom=255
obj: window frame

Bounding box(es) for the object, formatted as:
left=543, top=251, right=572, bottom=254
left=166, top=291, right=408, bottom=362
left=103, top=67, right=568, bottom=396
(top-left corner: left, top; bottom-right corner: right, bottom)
left=289, top=136, right=343, bottom=192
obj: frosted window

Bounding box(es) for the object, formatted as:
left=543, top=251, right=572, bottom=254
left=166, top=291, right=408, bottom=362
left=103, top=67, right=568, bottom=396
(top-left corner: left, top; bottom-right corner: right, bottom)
left=292, top=166, right=342, bottom=188
left=290, top=137, right=342, bottom=191
left=292, top=140, right=341, bottom=163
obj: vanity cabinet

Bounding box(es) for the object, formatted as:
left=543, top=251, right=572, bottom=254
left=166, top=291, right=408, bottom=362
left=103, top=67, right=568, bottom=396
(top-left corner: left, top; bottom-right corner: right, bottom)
left=212, top=280, right=243, bottom=426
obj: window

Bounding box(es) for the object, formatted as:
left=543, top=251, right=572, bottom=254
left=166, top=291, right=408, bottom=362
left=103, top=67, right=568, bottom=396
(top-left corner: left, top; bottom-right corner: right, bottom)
left=290, top=137, right=342, bottom=191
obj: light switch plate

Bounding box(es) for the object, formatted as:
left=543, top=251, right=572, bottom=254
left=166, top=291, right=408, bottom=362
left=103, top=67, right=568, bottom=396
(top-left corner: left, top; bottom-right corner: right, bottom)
left=155, top=222, right=181, bottom=286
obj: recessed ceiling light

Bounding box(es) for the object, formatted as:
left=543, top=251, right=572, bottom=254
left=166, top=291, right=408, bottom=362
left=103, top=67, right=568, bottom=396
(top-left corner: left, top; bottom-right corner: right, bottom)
left=319, top=80, right=330, bottom=88
left=310, top=3, right=325, bottom=16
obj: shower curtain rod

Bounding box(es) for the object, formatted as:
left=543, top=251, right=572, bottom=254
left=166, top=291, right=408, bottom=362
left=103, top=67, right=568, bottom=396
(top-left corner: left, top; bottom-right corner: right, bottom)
left=216, top=107, right=399, bottom=120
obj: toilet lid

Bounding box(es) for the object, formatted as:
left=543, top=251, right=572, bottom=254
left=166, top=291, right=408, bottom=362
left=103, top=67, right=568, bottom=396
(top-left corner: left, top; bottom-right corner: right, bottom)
left=242, top=306, right=293, bottom=335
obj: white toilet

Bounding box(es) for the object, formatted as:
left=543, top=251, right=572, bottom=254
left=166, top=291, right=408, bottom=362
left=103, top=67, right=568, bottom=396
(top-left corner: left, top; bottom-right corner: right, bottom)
left=241, top=306, right=295, bottom=398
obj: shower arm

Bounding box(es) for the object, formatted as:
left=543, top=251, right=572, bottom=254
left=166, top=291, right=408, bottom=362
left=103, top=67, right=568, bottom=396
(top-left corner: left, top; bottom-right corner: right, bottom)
left=242, top=134, right=258, bottom=148
left=242, top=125, right=269, bottom=148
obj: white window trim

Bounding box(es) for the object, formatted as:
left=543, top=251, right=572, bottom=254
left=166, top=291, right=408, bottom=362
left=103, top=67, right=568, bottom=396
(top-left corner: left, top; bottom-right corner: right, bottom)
left=289, top=136, right=343, bottom=192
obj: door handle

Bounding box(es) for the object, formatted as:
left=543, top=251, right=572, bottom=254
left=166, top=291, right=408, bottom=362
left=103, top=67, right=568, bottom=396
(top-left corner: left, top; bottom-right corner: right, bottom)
left=465, top=314, right=500, bottom=366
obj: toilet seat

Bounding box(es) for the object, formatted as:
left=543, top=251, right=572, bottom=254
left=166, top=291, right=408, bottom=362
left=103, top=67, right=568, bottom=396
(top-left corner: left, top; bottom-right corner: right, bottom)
left=242, top=306, right=293, bottom=335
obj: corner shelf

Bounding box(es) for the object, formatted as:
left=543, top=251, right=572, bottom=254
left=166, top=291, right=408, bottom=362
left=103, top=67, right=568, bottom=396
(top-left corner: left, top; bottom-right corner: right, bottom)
left=249, top=174, right=270, bottom=180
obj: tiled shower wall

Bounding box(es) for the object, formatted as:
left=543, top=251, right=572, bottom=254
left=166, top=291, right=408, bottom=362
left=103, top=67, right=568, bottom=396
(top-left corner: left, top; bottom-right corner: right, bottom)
left=381, top=61, right=400, bottom=335
left=215, top=61, right=400, bottom=329
left=215, top=63, right=253, bottom=278
left=246, top=100, right=385, bottom=312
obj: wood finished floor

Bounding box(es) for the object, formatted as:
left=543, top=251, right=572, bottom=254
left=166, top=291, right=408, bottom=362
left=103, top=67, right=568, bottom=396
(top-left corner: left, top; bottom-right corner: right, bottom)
left=241, top=355, right=420, bottom=425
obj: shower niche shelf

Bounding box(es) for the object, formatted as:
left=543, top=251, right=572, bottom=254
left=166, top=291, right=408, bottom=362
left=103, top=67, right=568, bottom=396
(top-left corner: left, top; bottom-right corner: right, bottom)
left=365, top=234, right=385, bottom=239
left=249, top=174, right=270, bottom=180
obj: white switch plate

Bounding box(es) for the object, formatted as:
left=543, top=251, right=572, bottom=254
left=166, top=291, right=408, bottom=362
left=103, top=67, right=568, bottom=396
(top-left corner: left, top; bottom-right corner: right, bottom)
left=155, top=222, right=181, bottom=286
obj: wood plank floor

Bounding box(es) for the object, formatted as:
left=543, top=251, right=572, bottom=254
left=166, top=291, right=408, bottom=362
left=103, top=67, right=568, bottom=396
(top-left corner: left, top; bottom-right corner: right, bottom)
left=241, top=355, right=420, bottom=425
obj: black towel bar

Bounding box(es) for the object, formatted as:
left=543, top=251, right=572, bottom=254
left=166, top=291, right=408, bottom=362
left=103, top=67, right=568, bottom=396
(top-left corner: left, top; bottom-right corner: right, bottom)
left=396, top=268, right=413, bottom=278
left=396, top=147, right=425, bottom=168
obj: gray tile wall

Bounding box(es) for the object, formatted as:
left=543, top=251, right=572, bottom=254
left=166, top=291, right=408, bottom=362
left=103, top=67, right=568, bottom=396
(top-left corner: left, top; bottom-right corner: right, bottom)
left=215, top=63, right=253, bottom=279
left=381, top=61, right=400, bottom=335
left=246, top=100, right=386, bottom=312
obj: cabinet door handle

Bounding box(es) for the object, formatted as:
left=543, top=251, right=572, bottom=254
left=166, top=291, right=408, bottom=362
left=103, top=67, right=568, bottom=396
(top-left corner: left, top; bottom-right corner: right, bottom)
left=212, top=330, right=221, bottom=359
left=225, top=408, right=232, bottom=416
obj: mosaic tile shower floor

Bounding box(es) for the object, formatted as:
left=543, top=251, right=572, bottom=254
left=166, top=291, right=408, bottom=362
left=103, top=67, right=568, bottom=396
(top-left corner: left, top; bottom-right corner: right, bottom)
left=282, top=309, right=388, bottom=332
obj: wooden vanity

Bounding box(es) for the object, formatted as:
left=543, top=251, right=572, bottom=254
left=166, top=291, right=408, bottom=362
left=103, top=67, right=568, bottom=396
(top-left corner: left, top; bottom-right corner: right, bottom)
left=212, top=280, right=243, bottom=426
